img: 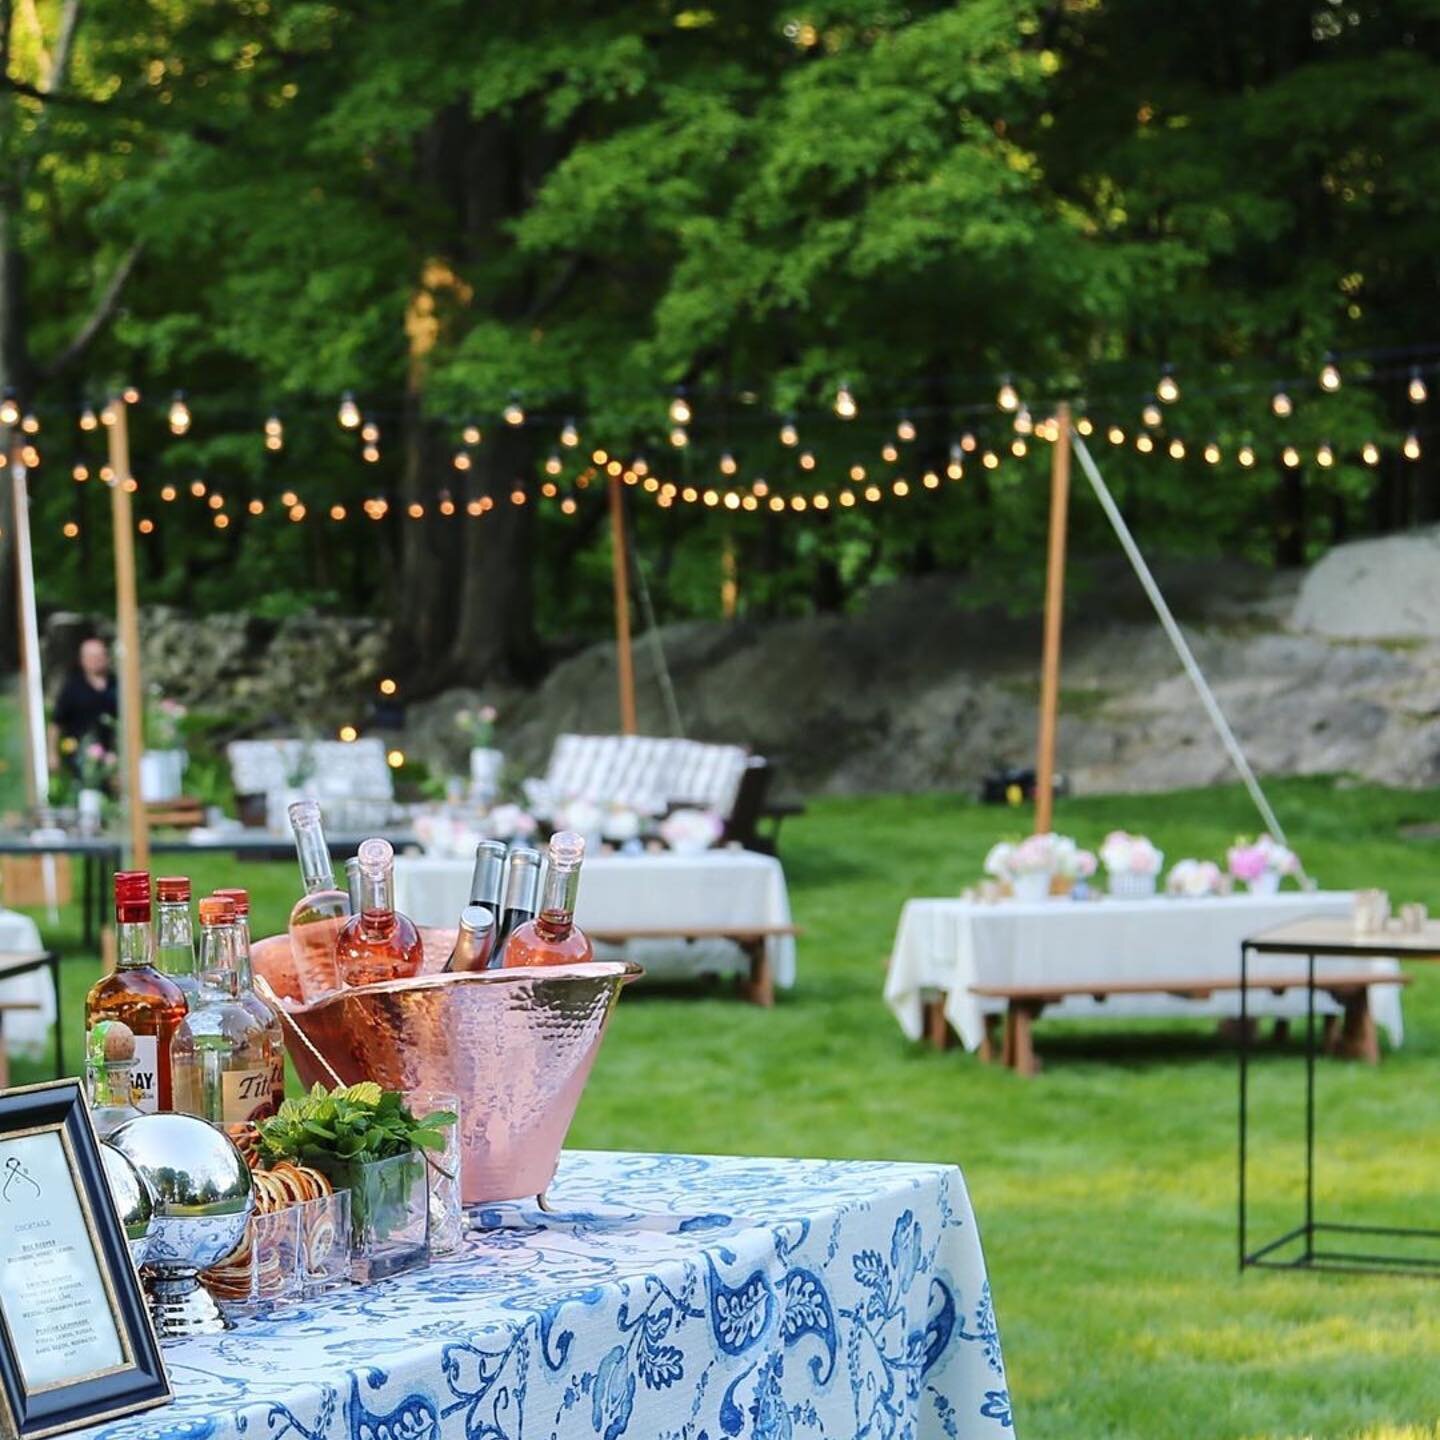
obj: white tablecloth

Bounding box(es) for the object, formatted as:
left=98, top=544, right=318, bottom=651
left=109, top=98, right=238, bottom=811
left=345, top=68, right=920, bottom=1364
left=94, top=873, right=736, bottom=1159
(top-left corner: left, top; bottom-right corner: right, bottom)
left=0, top=907, right=52, bottom=1055
left=396, top=849, right=797, bottom=987
left=885, top=890, right=1406, bottom=1050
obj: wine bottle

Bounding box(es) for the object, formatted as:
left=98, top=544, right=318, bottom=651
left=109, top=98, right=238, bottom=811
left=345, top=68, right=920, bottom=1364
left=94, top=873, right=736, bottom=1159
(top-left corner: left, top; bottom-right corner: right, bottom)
left=491, top=846, right=542, bottom=961
left=335, top=837, right=424, bottom=986
left=501, top=831, right=594, bottom=968
left=345, top=855, right=363, bottom=914
left=468, top=840, right=508, bottom=919
left=443, top=904, right=497, bottom=973
left=287, top=799, right=352, bottom=1001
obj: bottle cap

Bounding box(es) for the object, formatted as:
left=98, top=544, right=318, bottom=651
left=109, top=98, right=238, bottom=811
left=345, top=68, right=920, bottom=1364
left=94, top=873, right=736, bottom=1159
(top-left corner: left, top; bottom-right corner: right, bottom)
left=88, top=1019, right=136, bottom=1065
left=156, top=876, right=191, bottom=903
left=213, top=886, right=250, bottom=916
left=199, top=895, right=237, bottom=926
left=114, top=870, right=151, bottom=924
left=549, top=830, right=586, bottom=869
left=288, top=798, right=321, bottom=828
left=459, top=904, right=496, bottom=935
left=357, top=837, right=394, bottom=873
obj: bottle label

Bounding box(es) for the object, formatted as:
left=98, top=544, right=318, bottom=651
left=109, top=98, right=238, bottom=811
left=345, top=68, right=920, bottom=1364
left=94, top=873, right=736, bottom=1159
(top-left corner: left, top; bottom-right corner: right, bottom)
left=127, top=1035, right=160, bottom=1114
left=222, top=1068, right=273, bottom=1124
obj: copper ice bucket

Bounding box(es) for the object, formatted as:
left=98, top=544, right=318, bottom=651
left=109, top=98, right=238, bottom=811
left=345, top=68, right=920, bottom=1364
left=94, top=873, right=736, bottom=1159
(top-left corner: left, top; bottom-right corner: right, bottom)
left=252, top=931, right=639, bottom=1205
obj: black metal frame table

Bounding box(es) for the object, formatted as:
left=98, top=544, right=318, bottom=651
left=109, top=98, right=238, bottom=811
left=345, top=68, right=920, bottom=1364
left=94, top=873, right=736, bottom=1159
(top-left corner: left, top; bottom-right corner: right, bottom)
left=0, top=834, right=121, bottom=948
left=0, top=948, right=64, bottom=1078
left=1239, top=915, right=1440, bottom=1278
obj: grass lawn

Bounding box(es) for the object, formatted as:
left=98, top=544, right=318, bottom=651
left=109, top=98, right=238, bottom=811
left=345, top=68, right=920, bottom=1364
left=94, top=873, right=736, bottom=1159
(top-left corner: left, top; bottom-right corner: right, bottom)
left=6, top=776, right=1440, bottom=1440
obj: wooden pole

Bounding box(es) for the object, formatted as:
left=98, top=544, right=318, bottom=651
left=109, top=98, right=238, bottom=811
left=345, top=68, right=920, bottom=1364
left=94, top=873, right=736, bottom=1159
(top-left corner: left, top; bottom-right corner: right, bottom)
left=608, top=473, right=637, bottom=735
left=10, top=455, right=50, bottom=812
left=1034, top=403, right=1071, bottom=834
left=106, top=399, right=149, bottom=869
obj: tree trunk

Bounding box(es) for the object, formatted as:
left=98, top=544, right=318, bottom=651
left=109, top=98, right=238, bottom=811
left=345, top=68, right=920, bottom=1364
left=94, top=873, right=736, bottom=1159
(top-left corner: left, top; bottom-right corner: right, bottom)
left=0, top=197, right=28, bottom=671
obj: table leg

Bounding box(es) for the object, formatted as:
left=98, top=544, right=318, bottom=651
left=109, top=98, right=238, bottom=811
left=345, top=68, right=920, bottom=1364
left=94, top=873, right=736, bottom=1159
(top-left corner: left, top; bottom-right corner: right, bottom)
left=1005, top=1002, right=1042, bottom=1077
left=1328, top=988, right=1379, bottom=1064
left=82, top=855, right=95, bottom=949
left=1305, top=949, right=1316, bottom=1263
left=922, top=998, right=952, bottom=1050
left=1238, top=942, right=1249, bottom=1270
left=49, top=951, right=63, bottom=1079
left=978, top=1012, right=999, bottom=1063
left=742, top=941, right=774, bottom=1008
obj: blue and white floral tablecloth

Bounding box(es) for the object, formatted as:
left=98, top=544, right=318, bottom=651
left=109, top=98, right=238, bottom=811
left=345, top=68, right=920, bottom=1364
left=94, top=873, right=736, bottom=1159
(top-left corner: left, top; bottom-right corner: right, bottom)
left=87, top=1151, right=1012, bottom=1440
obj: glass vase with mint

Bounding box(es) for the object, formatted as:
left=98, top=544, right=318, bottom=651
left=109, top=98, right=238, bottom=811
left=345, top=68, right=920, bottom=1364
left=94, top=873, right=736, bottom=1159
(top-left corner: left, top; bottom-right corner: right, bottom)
left=256, top=1082, right=455, bottom=1281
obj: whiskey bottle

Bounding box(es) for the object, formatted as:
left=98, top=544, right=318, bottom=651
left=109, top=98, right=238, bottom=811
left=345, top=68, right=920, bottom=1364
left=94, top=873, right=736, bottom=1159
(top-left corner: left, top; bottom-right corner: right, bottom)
left=501, top=832, right=594, bottom=968
left=214, top=886, right=287, bottom=1116
left=492, top=846, right=542, bottom=958
left=287, top=799, right=352, bottom=1001
left=443, top=904, right=497, bottom=973
left=154, top=875, right=199, bottom=1003
left=170, top=896, right=272, bottom=1125
left=85, top=871, right=188, bottom=1112
left=334, top=837, right=423, bottom=987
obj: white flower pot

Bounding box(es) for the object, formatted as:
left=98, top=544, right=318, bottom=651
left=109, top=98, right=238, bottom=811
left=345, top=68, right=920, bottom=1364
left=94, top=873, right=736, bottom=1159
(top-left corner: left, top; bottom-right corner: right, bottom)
left=1246, top=871, right=1282, bottom=896
left=1109, top=871, right=1158, bottom=900
left=77, top=788, right=105, bottom=835
left=1011, top=870, right=1053, bottom=904
left=139, top=748, right=187, bottom=802
left=469, top=747, right=504, bottom=802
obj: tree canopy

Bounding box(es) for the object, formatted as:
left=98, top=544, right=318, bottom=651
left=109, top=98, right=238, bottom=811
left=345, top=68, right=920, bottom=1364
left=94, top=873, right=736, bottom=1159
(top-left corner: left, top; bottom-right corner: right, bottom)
left=3, top=0, right=1438, bottom=683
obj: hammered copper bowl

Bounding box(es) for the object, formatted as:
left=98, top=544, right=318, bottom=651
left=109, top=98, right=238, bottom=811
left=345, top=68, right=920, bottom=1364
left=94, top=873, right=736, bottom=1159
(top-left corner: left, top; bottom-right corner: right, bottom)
left=252, top=931, right=639, bottom=1206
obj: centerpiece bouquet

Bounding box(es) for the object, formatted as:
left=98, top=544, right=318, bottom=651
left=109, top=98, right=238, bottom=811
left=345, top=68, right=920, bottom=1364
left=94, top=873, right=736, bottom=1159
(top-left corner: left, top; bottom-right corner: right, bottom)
left=1099, top=830, right=1164, bottom=899
left=1165, top=858, right=1226, bottom=898
left=1226, top=834, right=1301, bottom=895
left=659, top=807, right=724, bottom=855
left=985, top=833, right=1095, bottom=903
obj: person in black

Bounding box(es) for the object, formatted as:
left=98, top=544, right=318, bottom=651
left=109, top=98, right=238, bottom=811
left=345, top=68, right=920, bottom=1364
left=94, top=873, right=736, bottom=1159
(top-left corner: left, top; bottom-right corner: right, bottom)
left=49, top=635, right=118, bottom=777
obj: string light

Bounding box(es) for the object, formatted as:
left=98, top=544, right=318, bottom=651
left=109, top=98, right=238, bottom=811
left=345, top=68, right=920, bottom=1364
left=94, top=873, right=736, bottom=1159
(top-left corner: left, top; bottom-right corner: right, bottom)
left=339, top=725, right=358, bottom=743
left=541, top=480, right=559, bottom=498
left=719, top=451, right=738, bottom=476
left=387, top=749, right=406, bottom=770
left=453, top=449, right=473, bottom=471
left=72, top=463, right=89, bottom=482
left=892, top=479, right=909, bottom=498
left=996, top=376, right=1019, bottom=412
left=1108, top=424, right=1125, bottom=445
left=560, top=495, right=578, bottom=515
left=1011, top=438, right=1028, bottom=457
left=669, top=426, right=688, bottom=448
left=1136, top=433, right=1155, bottom=453
left=1203, top=441, right=1221, bottom=464
left=338, top=391, right=361, bottom=429
left=208, top=492, right=225, bottom=510
left=439, top=494, right=456, bottom=516
left=752, top=479, right=769, bottom=497
left=923, top=470, right=941, bottom=489
left=633, top=455, right=649, bottom=477
left=838, top=490, right=856, bottom=508
left=264, top=414, right=284, bottom=450
left=214, top=513, right=231, bottom=530
left=161, top=484, right=177, bottom=501
left=503, top=395, right=525, bottom=426
left=19, top=412, right=38, bottom=434
left=1014, top=407, right=1033, bottom=436
left=79, top=405, right=98, bottom=432
left=982, top=450, right=999, bottom=470
left=122, top=475, right=137, bottom=493
left=1404, top=431, right=1421, bottom=460
left=122, top=385, right=140, bottom=405
left=1168, top=438, right=1185, bottom=460
left=62, top=521, right=79, bottom=539
left=545, top=451, right=562, bottom=475
left=138, top=518, right=155, bottom=534
left=100, top=401, right=118, bottom=427
left=1362, top=442, right=1380, bottom=465
left=360, top=418, right=380, bottom=444
left=1076, top=416, right=1093, bottom=436
left=702, top=489, right=719, bottom=507
left=1271, top=386, right=1292, bottom=419
left=947, top=443, right=962, bottom=480
left=462, top=421, right=482, bottom=445
left=668, top=389, right=691, bottom=426
left=682, top=486, right=698, bottom=504
left=510, top=487, right=527, bottom=505
left=896, top=413, right=916, bottom=442
left=561, top=418, right=580, bottom=448
left=1141, top=397, right=1162, bottom=428
left=248, top=498, right=264, bottom=515
left=0, top=392, right=18, bottom=426
left=1156, top=365, right=1180, bottom=404
left=18, top=444, right=39, bottom=468
left=407, top=502, right=424, bottom=519
left=1408, top=368, right=1427, bottom=405
left=960, top=432, right=978, bottom=452
left=1316, top=442, right=1335, bottom=468
left=363, top=443, right=380, bottom=463
left=779, top=416, right=798, bottom=446
left=190, top=479, right=207, bottom=497
left=849, top=463, right=867, bottom=482
left=168, top=391, right=191, bottom=435
left=1319, top=354, right=1341, bottom=392
left=379, top=678, right=398, bottom=696
left=799, top=451, right=816, bottom=471
left=880, top=442, right=899, bottom=463
left=281, top=490, right=298, bottom=506
left=833, top=381, right=857, bottom=419
left=864, top=484, right=881, bottom=502
left=1282, top=445, right=1301, bottom=468
left=330, top=503, right=348, bottom=520
left=1238, top=444, right=1256, bottom=467
left=724, top=492, right=741, bottom=511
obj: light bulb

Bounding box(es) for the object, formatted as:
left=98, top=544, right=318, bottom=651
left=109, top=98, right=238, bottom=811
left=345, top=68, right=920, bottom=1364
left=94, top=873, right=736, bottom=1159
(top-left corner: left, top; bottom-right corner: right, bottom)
left=289, top=503, right=306, bottom=521
left=72, top=463, right=89, bottom=482
left=838, top=490, right=855, bottom=507
left=719, top=451, right=738, bottom=476
left=947, top=443, right=962, bottom=481
left=1014, top=407, right=1033, bottom=436
left=1282, top=445, right=1301, bottom=468
left=503, top=396, right=525, bottom=426
left=560, top=495, right=578, bottom=515
left=1404, top=431, right=1421, bottom=460
left=1408, top=368, right=1427, bottom=405
left=1236, top=444, right=1254, bottom=467
left=560, top=418, right=580, bottom=448
left=1108, top=424, right=1125, bottom=445
left=1319, top=355, right=1341, bottom=392
left=1011, top=438, right=1028, bottom=457
left=168, top=391, right=191, bottom=435
left=281, top=490, right=298, bottom=506
left=997, top=376, right=1019, bottom=412
left=214, top=512, right=231, bottom=530
left=864, top=485, right=881, bottom=502
left=682, top=486, right=698, bottom=504
left=881, top=442, right=899, bottom=463
left=0, top=392, right=19, bottom=426
left=208, top=492, right=224, bottom=510
left=1362, top=442, right=1380, bottom=465
left=702, top=489, right=719, bottom=507
left=923, top=470, right=941, bottom=489
left=79, top=406, right=98, bottom=432
left=799, top=450, right=816, bottom=471
left=264, top=414, right=284, bottom=450
left=982, top=450, right=999, bottom=470
left=1271, top=387, right=1292, bottom=419
left=122, top=386, right=141, bottom=405
left=668, top=390, right=691, bottom=426
left=779, top=417, right=798, bottom=446
left=453, top=449, right=472, bottom=471
left=463, top=421, right=482, bottom=445
left=329, top=504, right=347, bottom=521
left=338, top=391, right=361, bottom=428
left=1317, top=443, right=1335, bottom=468
left=363, top=444, right=380, bottom=463
left=62, top=521, right=79, bottom=539
left=248, top=498, right=264, bottom=515
left=1204, top=442, right=1221, bottom=464
left=896, top=414, right=916, bottom=442
left=592, top=449, right=608, bottom=465
left=752, top=478, right=769, bottom=497
left=1076, top=416, right=1093, bottom=436
left=138, top=518, right=154, bottom=534
left=960, top=432, right=978, bottom=452
left=190, top=478, right=207, bottom=497
left=633, top=455, right=649, bottom=477
left=833, top=381, right=857, bottom=419
left=161, top=484, right=177, bottom=501
left=19, top=444, right=39, bottom=468
left=1142, top=399, right=1162, bottom=428
left=1168, top=438, right=1185, bottom=460
left=545, top=451, right=562, bottom=475
left=849, top=463, right=866, bottom=482
left=1157, top=367, right=1180, bottom=403
left=1136, top=433, right=1154, bottom=453
left=541, top=480, right=558, bottom=498
left=360, top=419, right=380, bottom=444
left=724, top=492, right=741, bottom=510
left=669, top=426, right=688, bottom=448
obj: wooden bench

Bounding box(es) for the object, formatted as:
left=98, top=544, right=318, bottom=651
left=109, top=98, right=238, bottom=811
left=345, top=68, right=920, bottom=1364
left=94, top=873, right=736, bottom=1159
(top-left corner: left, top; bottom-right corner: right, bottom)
left=934, top=971, right=1412, bottom=1076
left=588, top=924, right=800, bottom=1007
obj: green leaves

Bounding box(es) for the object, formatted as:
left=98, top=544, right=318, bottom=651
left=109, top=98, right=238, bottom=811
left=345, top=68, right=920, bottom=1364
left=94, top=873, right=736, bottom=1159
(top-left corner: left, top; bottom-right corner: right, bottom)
left=257, top=1082, right=456, bottom=1168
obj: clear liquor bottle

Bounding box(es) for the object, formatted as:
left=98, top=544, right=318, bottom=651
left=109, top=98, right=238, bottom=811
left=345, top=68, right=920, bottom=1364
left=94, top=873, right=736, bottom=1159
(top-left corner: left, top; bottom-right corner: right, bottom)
left=155, top=875, right=199, bottom=1004
left=501, top=832, right=594, bottom=968
left=170, top=896, right=272, bottom=1125
left=443, top=904, right=497, bottom=972
left=287, top=799, right=352, bottom=1001
left=85, top=1019, right=144, bottom=1139
left=214, top=886, right=286, bottom=1117
left=491, top=846, right=542, bottom=959
left=85, top=871, right=189, bottom=1112
left=335, top=838, right=423, bottom=987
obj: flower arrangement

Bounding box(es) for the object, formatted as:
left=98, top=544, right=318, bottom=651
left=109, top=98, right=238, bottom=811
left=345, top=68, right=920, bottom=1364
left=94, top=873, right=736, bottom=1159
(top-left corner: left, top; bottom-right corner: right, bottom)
left=601, top=804, right=642, bottom=844
left=659, top=807, right=724, bottom=854
left=145, top=689, right=189, bottom=749
left=1099, top=830, right=1163, bottom=898
left=1166, top=859, right=1226, bottom=898
left=487, top=803, right=538, bottom=841
left=984, top=833, right=1094, bottom=901
left=554, top=797, right=604, bottom=839
left=77, top=739, right=118, bottom=792
left=1226, top=834, right=1300, bottom=893
left=455, top=703, right=498, bottom=749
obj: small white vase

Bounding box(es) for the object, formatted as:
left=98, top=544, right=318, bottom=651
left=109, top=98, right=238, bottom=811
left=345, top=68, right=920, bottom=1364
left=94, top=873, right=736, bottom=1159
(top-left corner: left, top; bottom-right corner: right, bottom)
left=1246, top=870, right=1282, bottom=896
left=469, top=747, right=505, bottom=803
left=77, top=788, right=105, bottom=835
left=1109, top=871, right=1158, bottom=900
left=1011, top=870, right=1053, bottom=904
left=139, top=748, right=187, bottom=802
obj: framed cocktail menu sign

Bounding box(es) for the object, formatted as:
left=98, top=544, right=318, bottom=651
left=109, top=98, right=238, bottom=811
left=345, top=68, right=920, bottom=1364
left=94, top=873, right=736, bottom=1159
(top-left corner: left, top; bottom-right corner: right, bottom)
left=0, top=1082, right=169, bottom=1440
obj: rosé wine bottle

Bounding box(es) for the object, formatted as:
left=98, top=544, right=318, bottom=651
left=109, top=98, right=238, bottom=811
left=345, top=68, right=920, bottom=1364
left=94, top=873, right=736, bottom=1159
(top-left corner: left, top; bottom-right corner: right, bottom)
left=335, top=837, right=423, bottom=987
left=287, top=799, right=352, bottom=1001
left=501, top=831, right=594, bottom=969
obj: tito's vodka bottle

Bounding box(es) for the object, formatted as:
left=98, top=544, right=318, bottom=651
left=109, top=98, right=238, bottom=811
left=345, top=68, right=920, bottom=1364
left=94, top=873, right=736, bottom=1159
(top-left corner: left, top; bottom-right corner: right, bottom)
left=287, top=799, right=352, bottom=1000
left=501, top=832, right=594, bottom=968
left=335, top=838, right=423, bottom=986
left=171, top=896, right=273, bottom=1125
left=215, top=887, right=287, bottom=1116
left=85, top=872, right=188, bottom=1112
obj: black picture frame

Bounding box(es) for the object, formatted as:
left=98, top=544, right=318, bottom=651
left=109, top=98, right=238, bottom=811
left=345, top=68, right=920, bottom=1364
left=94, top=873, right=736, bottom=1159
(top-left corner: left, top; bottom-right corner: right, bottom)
left=0, top=1080, right=170, bottom=1440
